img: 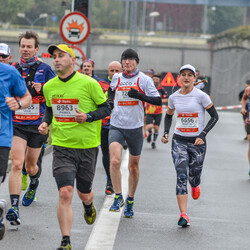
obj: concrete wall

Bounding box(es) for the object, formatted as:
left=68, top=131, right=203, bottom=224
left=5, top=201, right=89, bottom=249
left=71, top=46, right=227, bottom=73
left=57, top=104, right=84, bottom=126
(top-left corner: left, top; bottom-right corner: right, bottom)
left=210, top=47, right=250, bottom=106
left=5, top=41, right=211, bottom=77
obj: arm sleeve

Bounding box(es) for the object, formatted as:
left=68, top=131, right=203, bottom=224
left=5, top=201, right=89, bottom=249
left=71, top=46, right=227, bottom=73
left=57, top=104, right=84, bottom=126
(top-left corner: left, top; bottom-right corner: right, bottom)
left=141, top=95, right=162, bottom=106
left=197, top=105, right=219, bottom=141
left=164, top=113, right=173, bottom=134
left=42, top=106, right=53, bottom=125
left=87, top=101, right=112, bottom=122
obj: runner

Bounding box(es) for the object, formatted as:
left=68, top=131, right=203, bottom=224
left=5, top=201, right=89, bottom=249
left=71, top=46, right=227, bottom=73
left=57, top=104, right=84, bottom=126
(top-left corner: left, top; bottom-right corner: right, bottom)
left=239, top=80, right=250, bottom=140
left=38, top=44, right=111, bottom=250
left=0, top=43, right=12, bottom=64
left=240, top=85, right=250, bottom=176
left=161, top=64, right=218, bottom=227
left=81, top=58, right=100, bottom=81
left=143, top=68, right=155, bottom=138
left=194, top=69, right=207, bottom=90
left=99, top=61, right=122, bottom=195
left=6, top=31, right=55, bottom=226
left=145, top=73, right=168, bottom=149
left=0, top=62, right=31, bottom=239
left=108, top=48, right=161, bottom=217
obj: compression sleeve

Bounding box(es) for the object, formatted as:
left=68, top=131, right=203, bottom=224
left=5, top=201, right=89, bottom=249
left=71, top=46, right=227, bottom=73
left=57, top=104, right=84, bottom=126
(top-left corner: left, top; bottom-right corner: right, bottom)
left=197, top=105, right=219, bottom=141
left=141, top=95, right=162, bottom=106
left=42, top=106, right=53, bottom=125
left=87, top=101, right=112, bottom=122
left=164, top=113, right=173, bottom=134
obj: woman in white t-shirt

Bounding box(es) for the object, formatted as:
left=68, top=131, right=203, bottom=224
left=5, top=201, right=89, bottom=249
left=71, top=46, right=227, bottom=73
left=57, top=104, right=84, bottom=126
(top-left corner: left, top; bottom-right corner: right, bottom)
left=161, top=64, right=218, bottom=227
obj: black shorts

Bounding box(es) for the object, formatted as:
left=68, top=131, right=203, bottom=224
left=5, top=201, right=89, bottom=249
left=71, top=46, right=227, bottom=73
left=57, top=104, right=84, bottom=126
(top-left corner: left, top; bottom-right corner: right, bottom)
left=13, top=124, right=48, bottom=148
left=52, top=146, right=98, bottom=193
left=145, top=114, right=162, bottom=126
left=0, top=147, right=10, bottom=176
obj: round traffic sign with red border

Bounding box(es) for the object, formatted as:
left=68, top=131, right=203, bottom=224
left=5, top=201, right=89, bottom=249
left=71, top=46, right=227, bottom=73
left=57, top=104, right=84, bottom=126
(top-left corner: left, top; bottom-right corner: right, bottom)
left=60, top=11, right=90, bottom=45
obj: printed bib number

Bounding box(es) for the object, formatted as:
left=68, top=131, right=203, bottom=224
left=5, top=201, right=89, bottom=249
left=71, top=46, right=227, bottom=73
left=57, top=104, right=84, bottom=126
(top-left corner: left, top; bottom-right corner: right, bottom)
left=15, top=99, right=40, bottom=120
left=176, top=113, right=198, bottom=132
left=52, top=98, right=79, bottom=122
left=117, top=86, right=139, bottom=106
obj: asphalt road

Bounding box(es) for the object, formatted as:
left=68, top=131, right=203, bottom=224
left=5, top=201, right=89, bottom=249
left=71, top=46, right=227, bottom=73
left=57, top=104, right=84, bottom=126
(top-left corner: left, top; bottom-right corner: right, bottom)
left=0, top=111, right=250, bottom=250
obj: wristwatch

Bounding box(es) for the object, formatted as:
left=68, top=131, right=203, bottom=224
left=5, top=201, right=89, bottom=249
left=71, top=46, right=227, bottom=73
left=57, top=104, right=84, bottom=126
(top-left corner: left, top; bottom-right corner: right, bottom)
left=17, top=100, right=22, bottom=109
left=86, top=113, right=92, bottom=122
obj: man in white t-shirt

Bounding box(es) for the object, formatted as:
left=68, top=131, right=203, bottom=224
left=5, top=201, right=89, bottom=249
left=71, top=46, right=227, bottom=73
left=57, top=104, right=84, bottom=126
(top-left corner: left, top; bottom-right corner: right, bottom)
left=108, top=48, right=161, bottom=217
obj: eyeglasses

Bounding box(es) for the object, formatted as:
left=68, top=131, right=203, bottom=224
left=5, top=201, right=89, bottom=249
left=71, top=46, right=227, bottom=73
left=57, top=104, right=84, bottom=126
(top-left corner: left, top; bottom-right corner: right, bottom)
left=0, top=54, right=9, bottom=59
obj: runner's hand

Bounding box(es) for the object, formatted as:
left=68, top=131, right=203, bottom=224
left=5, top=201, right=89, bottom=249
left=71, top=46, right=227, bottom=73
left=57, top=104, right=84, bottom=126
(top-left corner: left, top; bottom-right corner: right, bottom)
left=194, top=137, right=204, bottom=145
left=32, top=81, right=42, bottom=92
left=75, top=109, right=87, bottom=123
left=38, top=122, right=49, bottom=135
left=240, top=108, right=246, bottom=115
left=161, top=133, right=169, bottom=144
left=128, top=88, right=144, bottom=100
left=5, top=97, right=19, bottom=111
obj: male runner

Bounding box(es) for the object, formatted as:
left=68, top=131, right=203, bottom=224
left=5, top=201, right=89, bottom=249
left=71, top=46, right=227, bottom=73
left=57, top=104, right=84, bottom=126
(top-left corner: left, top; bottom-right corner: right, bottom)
left=108, top=48, right=162, bottom=217
left=145, top=73, right=168, bottom=149
left=39, top=44, right=111, bottom=250
left=0, top=62, right=31, bottom=239
left=6, top=31, right=55, bottom=226
left=99, top=61, right=122, bottom=195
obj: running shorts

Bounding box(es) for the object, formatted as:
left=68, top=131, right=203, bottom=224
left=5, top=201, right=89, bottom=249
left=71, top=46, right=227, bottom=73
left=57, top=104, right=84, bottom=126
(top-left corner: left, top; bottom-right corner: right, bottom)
left=145, top=114, right=162, bottom=126
left=13, top=124, right=48, bottom=148
left=109, top=125, right=143, bottom=156
left=52, top=146, right=98, bottom=193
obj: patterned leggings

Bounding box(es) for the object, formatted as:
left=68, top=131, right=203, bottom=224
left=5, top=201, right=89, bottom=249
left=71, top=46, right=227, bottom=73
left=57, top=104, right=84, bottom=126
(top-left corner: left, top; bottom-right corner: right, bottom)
left=171, top=139, right=206, bottom=195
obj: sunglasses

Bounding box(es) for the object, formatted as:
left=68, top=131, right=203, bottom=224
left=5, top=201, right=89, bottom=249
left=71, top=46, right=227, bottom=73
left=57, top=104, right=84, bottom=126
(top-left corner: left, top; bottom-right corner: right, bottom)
left=0, top=54, right=9, bottom=59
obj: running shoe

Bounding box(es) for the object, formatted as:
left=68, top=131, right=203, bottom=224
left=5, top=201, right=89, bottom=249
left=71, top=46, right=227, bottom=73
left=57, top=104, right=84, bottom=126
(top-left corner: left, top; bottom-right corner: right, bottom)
left=56, top=239, right=72, bottom=250
left=147, top=132, right=152, bottom=143
left=151, top=142, right=156, bottom=149
left=0, top=200, right=7, bottom=240
left=178, top=212, right=190, bottom=227
left=191, top=186, right=200, bottom=200
left=124, top=199, right=134, bottom=218
left=22, top=181, right=39, bottom=207
left=110, top=195, right=124, bottom=212
left=105, top=179, right=114, bottom=195
left=21, top=172, right=29, bottom=191
left=6, top=206, right=21, bottom=225
left=84, top=203, right=96, bottom=225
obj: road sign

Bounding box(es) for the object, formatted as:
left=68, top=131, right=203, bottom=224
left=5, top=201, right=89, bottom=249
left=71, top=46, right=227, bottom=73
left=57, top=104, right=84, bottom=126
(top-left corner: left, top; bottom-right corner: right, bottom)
left=69, top=45, right=86, bottom=71
left=60, top=11, right=90, bottom=45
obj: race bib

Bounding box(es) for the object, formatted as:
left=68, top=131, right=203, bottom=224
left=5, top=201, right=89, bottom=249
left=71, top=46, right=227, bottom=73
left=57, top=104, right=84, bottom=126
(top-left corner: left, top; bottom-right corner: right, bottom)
left=176, top=113, right=198, bottom=132
left=117, top=86, right=139, bottom=106
left=15, top=99, right=40, bottom=120
left=52, top=98, right=79, bottom=122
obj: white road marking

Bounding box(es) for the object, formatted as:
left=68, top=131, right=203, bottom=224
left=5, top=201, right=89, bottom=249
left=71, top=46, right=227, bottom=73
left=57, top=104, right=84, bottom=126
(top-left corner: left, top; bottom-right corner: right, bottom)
left=85, top=150, right=129, bottom=250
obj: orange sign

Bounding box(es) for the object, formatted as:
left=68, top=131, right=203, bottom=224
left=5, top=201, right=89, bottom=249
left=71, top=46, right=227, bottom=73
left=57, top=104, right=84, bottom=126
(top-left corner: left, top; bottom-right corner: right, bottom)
left=161, top=72, right=177, bottom=87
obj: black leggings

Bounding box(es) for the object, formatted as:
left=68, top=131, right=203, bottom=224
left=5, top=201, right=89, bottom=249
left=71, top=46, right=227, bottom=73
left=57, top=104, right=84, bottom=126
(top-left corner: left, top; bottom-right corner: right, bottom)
left=101, top=127, right=111, bottom=180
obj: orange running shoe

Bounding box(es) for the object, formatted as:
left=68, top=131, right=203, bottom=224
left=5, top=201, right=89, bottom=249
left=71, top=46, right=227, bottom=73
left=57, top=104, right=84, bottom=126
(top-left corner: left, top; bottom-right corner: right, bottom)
left=178, top=212, right=190, bottom=227
left=191, top=186, right=200, bottom=200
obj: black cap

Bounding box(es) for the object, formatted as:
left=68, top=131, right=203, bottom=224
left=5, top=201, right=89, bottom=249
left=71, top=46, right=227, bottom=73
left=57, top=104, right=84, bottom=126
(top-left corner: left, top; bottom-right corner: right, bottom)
left=121, top=48, right=139, bottom=64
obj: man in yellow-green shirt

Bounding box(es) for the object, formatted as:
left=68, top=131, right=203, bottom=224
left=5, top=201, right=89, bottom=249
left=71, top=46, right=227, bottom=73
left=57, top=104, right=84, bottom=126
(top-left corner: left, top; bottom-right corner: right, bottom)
left=38, top=44, right=111, bottom=250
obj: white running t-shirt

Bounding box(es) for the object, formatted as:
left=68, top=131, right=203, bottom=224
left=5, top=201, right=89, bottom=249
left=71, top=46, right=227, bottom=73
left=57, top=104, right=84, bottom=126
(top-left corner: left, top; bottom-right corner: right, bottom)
left=110, top=71, right=159, bottom=129
left=168, top=87, right=211, bottom=137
